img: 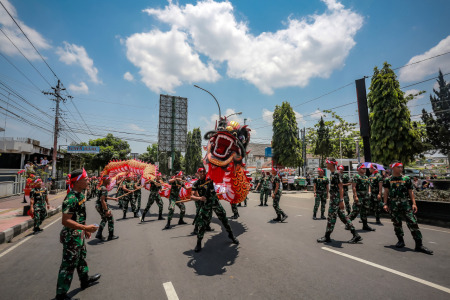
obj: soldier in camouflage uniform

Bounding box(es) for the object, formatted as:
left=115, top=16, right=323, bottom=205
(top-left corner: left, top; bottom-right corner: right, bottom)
left=338, top=165, right=352, bottom=215
left=383, top=162, right=433, bottom=255
left=313, top=168, right=328, bottom=220
left=348, top=163, right=375, bottom=231
left=271, top=169, right=288, bottom=222
left=29, top=179, right=50, bottom=233
left=256, top=173, right=270, bottom=206
left=317, top=158, right=362, bottom=244
left=116, top=176, right=125, bottom=209
left=95, top=175, right=119, bottom=241
left=368, top=163, right=383, bottom=224
left=141, top=173, right=165, bottom=222
left=191, top=168, right=239, bottom=252
left=164, top=171, right=187, bottom=229
left=55, top=169, right=100, bottom=300
left=122, top=175, right=138, bottom=219
left=134, top=175, right=142, bottom=212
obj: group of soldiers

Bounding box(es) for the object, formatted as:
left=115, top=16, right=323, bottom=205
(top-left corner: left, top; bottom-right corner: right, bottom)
left=313, top=158, right=433, bottom=256
left=48, top=156, right=434, bottom=300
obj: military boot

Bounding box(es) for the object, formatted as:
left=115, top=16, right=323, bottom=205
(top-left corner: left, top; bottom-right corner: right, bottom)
left=313, top=213, right=317, bottom=220
left=414, top=239, right=433, bottom=255
left=140, top=210, right=147, bottom=222
left=320, top=213, right=326, bottom=219
left=228, top=232, right=239, bottom=244
left=194, top=239, right=202, bottom=252
left=362, top=221, right=376, bottom=231
left=264, top=202, right=268, bottom=206
left=376, top=217, right=382, bottom=224
left=95, top=226, right=105, bottom=241
left=178, top=218, right=187, bottom=225
left=55, top=294, right=79, bottom=300
left=164, top=220, right=171, bottom=229
left=80, top=274, right=101, bottom=290
left=272, top=214, right=281, bottom=222
left=317, top=232, right=331, bottom=243
left=107, top=233, right=119, bottom=241
left=395, top=236, right=405, bottom=248
left=232, top=212, right=239, bottom=219
left=348, top=230, right=363, bottom=244
left=281, top=213, right=288, bottom=222
left=158, top=212, right=165, bottom=220
left=122, top=211, right=127, bottom=219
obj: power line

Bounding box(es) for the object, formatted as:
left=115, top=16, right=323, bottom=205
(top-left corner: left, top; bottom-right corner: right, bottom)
left=0, top=27, right=52, bottom=87
left=393, top=50, right=450, bottom=71
left=0, top=0, right=60, bottom=81
left=400, top=72, right=450, bottom=89
left=0, top=51, right=42, bottom=91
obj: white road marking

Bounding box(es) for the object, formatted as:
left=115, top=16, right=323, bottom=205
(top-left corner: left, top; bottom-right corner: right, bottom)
left=163, top=281, right=179, bottom=300
left=0, top=217, right=61, bottom=259
left=296, top=215, right=302, bottom=217
left=322, top=247, right=450, bottom=294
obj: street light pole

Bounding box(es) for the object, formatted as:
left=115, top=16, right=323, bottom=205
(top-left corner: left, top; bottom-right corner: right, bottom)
left=194, top=85, right=221, bottom=118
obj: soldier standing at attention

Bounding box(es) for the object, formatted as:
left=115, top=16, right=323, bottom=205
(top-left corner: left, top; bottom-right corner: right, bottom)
left=55, top=169, right=100, bottom=300
left=313, top=168, right=328, bottom=220
left=164, top=171, right=187, bottom=230
left=141, top=172, right=165, bottom=222
left=191, top=168, right=239, bottom=252
left=256, top=173, right=270, bottom=206
left=317, top=158, right=362, bottom=244
left=348, top=163, right=375, bottom=231
left=95, top=175, right=119, bottom=241
left=383, top=162, right=433, bottom=254
left=338, top=165, right=352, bottom=215
left=122, top=174, right=138, bottom=219
left=368, top=163, right=383, bottom=224
left=271, top=168, right=288, bottom=222
left=29, top=178, right=50, bottom=234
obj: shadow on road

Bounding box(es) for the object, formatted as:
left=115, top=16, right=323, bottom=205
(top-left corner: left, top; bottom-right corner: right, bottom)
left=182, top=218, right=247, bottom=276
left=384, top=245, right=415, bottom=253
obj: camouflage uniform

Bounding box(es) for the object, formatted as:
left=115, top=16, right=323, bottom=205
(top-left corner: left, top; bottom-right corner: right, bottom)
left=383, top=176, right=423, bottom=241
left=122, top=180, right=136, bottom=215
left=167, top=180, right=186, bottom=222
left=56, top=191, right=89, bottom=296
left=116, top=180, right=124, bottom=208
left=30, top=187, right=48, bottom=230
left=342, top=173, right=352, bottom=214
left=325, top=172, right=355, bottom=233
left=369, top=171, right=383, bottom=221
left=192, top=179, right=235, bottom=240
left=134, top=180, right=142, bottom=212
left=272, top=175, right=287, bottom=220
left=95, top=186, right=114, bottom=236
left=143, top=181, right=164, bottom=217
left=259, top=176, right=271, bottom=205
left=313, top=176, right=328, bottom=217
left=348, top=174, right=370, bottom=222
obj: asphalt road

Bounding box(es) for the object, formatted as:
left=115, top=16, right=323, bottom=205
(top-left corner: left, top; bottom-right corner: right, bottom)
left=0, top=190, right=449, bottom=300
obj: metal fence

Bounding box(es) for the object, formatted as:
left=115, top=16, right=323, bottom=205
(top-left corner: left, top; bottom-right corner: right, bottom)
left=0, top=174, right=66, bottom=198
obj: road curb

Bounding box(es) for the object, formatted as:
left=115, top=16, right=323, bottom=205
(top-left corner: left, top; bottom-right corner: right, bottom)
left=0, top=205, right=62, bottom=244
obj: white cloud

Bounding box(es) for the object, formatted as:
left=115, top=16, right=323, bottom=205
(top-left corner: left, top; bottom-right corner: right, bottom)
left=399, top=35, right=450, bottom=82
left=295, top=111, right=306, bottom=125
left=124, top=71, right=134, bottom=81
left=125, top=27, right=220, bottom=94
left=310, top=109, right=326, bottom=119
left=0, top=0, right=51, bottom=59
left=127, top=0, right=363, bottom=94
left=68, top=82, right=89, bottom=94
left=262, top=108, right=273, bottom=124
left=201, top=108, right=247, bottom=134
left=127, top=123, right=146, bottom=132
left=56, top=42, right=101, bottom=84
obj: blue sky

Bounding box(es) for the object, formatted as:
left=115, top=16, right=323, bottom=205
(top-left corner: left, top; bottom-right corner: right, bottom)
left=0, top=0, right=449, bottom=153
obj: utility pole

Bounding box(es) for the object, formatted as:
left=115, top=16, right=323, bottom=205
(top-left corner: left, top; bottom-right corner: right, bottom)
left=301, top=128, right=306, bottom=176
left=43, top=80, right=67, bottom=180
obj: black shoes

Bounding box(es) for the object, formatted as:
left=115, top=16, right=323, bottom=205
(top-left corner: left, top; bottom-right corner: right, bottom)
left=320, top=214, right=326, bottom=220
left=158, top=213, right=165, bottom=220
left=194, top=240, right=202, bottom=252
left=258, top=203, right=263, bottom=206
left=313, top=215, right=317, bottom=220
left=231, top=213, right=239, bottom=219
left=228, top=233, right=239, bottom=244
left=272, top=216, right=281, bottom=222
left=164, top=220, right=171, bottom=230
left=395, top=236, right=405, bottom=248
left=133, top=212, right=139, bottom=218
left=55, top=294, right=79, bottom=300
left=264, top=203, right=268, bottom=206
left=362, top=221, right=376, bottom=231
left=95, top=231, right=105, bottom=241
left=317, top=232, right=331, bottom=243
left=376, top=217, right=382, bottom=224
left=178, top=218, right=187, bottom=225
left=415, top=240, right=433, bottom=255
left=348, top=231, right=363, bottom=244
left=280, top=214, right=288, bottom=222
left=80, top=273, right=101, bottom=290
left=107, top=234, right=119, bottom=241
left=122, top=212, right=127, bottom=219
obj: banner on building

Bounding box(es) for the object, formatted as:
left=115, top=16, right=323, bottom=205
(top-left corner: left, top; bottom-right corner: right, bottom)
left=67, top=146, right=100, bottom=154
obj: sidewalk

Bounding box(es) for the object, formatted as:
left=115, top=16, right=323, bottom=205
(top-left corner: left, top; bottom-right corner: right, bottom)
left=0, top=191, right=67, bottom=244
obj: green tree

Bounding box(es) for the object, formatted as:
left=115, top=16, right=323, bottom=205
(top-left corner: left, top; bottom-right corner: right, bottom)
left=272, top=101, right=302, bottom=167
left=184, top=128, right=203, bottom=175
left=313, top=117, right=331, bottom=167
left=422, top=70, right=450, bottom=162
left=139, top=143, right=159, bottom=164
left=367, top=62, right=425, bottom=165
left=86, top=134, right=131, bottom=171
